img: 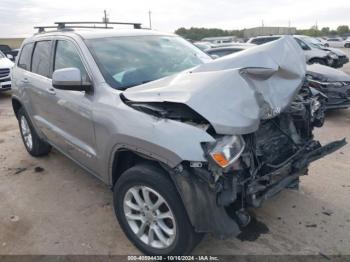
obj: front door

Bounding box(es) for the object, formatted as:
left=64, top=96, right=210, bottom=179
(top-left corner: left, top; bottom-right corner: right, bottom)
left=47, top=39, right=98, bottom=173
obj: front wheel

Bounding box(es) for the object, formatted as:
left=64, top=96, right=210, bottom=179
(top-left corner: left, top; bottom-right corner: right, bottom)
left=113, top=164, right=203, bottom=255
left=345, top=43, right=350, bottom=48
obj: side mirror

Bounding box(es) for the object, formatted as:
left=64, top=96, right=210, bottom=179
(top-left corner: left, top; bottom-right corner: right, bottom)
left=52, top=68, right=92, bottom=92
left=6, top=54, right=13, bottom=60
left=210, top=54, right=220, bottom=59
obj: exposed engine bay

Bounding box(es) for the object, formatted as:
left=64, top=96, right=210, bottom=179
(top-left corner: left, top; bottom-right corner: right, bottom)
left=211, top=84, right=345, bottom=228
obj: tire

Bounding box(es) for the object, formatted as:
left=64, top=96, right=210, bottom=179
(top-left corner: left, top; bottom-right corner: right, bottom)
left=324, top=43, right=329, bottom=47
left=113, top=164, right=203, bottom=255
left=345, top=43, right=350, bottom=48
left=309, top=58, right=326, bottom=65
left=17, top=107, right=51, bottom=156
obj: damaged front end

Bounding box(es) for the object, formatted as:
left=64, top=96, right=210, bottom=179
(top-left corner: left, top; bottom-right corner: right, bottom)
left=122, top=37, right=346, bottom=239
left=170, top=84, right=345, bottom=239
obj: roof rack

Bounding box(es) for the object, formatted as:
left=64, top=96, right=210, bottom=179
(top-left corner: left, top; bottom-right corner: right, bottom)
left=34, top=21, right=142, bottom=33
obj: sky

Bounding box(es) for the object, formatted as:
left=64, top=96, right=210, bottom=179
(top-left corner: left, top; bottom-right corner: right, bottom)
left=0, top=0, right=349, bottom=37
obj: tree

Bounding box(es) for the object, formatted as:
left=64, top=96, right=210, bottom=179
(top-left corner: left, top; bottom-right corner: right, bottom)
left=337, top=25, right=349, bottom=36
left=320, top=27, right=330, bottom=35
left=174, top=27, right=243, bottom=41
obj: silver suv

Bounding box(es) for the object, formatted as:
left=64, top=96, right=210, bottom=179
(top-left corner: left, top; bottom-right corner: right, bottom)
left=11, top=24, right=345, bottom=255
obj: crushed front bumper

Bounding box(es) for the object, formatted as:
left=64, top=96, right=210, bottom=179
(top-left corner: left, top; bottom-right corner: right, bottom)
left=247, top=139, right=346, bottom=207
left=170, top=138, right=346, bottom=239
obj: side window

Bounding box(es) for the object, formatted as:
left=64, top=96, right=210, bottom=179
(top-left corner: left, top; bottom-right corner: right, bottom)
left=31, top=41, right=52, bottom=78
left=18, top=43, right=34, bottom=70
left=54, top=40, right=88, bottom=81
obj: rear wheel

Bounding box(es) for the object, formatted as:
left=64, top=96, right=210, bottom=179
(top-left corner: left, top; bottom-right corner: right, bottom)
left=18, top=107, right=51, bottom=156
left=113, top=164, right=203, bottom=255
left=345, top=43, right=350, bottom=48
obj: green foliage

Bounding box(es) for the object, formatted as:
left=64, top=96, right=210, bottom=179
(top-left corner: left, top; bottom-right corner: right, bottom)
left=175, top=25, right=350, bottom=41
left=293, top=25, right=349, bottom=37
left=337, top=25, right=349, bottom=35
left=175, top=27, right=244, bottom=41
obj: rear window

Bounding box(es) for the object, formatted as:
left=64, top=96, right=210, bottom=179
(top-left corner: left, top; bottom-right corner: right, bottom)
left=31, top=41, right=52, bottom=78
left=18, top=43, right=34, bottom=70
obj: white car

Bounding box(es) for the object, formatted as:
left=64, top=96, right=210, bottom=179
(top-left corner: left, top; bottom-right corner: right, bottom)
left=325, top=37, right=350, bottom=48
left=0, top=50, right=14, bottom=91
left=247, top=35, right=338, bottom=67
left=297, top=36, right=349, bottom=68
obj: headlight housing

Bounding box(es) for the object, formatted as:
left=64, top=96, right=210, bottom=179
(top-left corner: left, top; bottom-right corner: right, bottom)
left=208, top=135, right=245, bottom=168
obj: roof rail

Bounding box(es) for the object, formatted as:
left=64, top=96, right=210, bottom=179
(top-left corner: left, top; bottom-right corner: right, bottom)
left=55, top=21, right=142, bottom=29
left=34, top=21, right=142, bottom=33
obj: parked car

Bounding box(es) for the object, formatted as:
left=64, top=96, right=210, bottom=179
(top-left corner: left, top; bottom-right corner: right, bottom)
left=205, top=44, right=350, bottom=110
left=296, top=36, right=349, bottom=68
left=306, top=64, right=350, bottom=109
left=0, top=50, right=14, bottom=91
left=325, top=37, right=350, bottom=48
left=12, top=28, right=345, bottom=255
left=193, top=41, right=213, bottom=51
left=0, top=44, right=17, bottom=61
left=205, top=45, right=253, bottom=58
left=247, top=35, right=339, bottom=68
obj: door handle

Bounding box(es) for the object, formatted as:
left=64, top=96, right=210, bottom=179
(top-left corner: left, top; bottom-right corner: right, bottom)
left=47, top=87, right=56, bottom=95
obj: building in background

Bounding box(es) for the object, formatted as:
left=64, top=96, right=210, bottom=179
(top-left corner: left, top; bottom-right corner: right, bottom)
left=0, top=38, right=25, bottom=49
left=201, top=36, right=238, bottom=44
left=243, top=27, right=296, bottom=39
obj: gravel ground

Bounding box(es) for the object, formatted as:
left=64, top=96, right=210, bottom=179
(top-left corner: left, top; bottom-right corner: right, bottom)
left=0, top=49, right=350, bottom=256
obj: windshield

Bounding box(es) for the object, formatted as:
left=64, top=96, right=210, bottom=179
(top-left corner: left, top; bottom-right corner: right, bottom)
left=299, top=36, right=324, bottom=49
left=0, top=51, right=4, bottom=58
left=86, top=35, right=211, bottom=90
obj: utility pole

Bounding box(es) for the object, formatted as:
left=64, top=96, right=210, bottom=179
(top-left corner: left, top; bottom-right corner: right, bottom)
left=103, top=10, right=109, bottom=28
left=148, top=10, right=152, bottom=29
left=288, top=19, right=291, bottom=34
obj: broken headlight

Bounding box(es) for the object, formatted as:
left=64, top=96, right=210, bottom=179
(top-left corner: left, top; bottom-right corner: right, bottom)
left=208, top=135, right=245, bottom=168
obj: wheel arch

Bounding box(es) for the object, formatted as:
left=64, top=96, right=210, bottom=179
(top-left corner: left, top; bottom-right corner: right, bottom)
left=12, top=97, right=23, bottom=119
left=110, top=148, right=172, bottom=188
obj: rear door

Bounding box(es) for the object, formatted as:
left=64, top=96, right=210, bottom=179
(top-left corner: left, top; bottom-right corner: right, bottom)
left=26, top=40, right=60, bottom=141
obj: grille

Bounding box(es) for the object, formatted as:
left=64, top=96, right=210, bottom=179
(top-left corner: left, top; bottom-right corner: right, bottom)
left=0, top=68, right=10, bottom=78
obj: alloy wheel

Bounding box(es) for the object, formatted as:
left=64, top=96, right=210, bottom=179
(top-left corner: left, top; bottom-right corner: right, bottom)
left=123, top=186, right=177, bottom=249
left=20, top=116, right=33, bottom=150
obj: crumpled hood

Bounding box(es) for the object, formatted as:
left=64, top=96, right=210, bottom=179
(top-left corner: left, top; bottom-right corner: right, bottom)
left=307, top=63, right=350, bottom=82
left=123, top=36, right=306, bottom=135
